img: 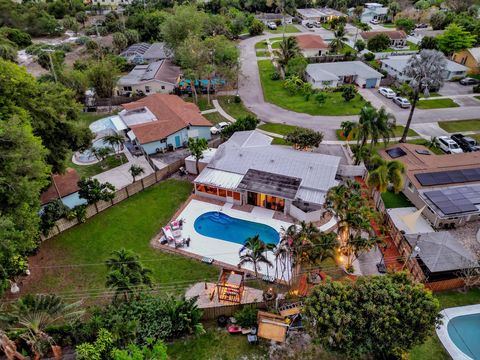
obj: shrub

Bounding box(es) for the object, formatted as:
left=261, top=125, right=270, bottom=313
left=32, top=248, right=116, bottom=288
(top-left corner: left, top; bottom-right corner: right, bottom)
left=234, top=305, right=258, bottom=328
left=40, top=199, right=69, bottom=235
left=341, top=85, right=357, bottom=102
left=315, top=92, right=327, bottom=106
left=285, top=128, right=324, bottom=149
left=249, top=19, right=264, bottom=36
left=222, top=115, right=259, bottom=138
left=354, top=39, right=366, bottom=52
left=473, top=84, right=480, bottom=93
left=234, top=95, right=242, bottom=103
left=366, top=33, right=390, bottom=52
left=270, top=71, right=281, bottom=80
left=0, top=27, right=32, bottom=48
left=363, top=52, right=375, bottom=61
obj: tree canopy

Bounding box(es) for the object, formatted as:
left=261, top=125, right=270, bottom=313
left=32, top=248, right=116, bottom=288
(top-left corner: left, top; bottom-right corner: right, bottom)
left=437, top=23, right=477, bottom=55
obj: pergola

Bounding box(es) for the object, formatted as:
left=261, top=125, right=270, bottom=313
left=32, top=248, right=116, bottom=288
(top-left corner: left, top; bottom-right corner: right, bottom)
left=216, top=269, right=245, bottom=304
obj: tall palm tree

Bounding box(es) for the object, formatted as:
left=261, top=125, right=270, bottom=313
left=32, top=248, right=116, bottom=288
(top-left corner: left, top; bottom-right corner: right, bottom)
left=356, top=105, right=396, bottom=154
left=400, top=50, right=447, bottom=142
left=238, top=235, right=273, bottom=278
left=367, top=155, right=406, bottom=193
left=105, top=248, right=152, bottom=302
left=7, top=294, right=83, bottom=359
left=276, top=36, right=300, bottom=77
left=329, top=24, right=348, bottom=54
left=128, top=164, right=145, bottom=183
left=103, top=133, right=125, bottom=154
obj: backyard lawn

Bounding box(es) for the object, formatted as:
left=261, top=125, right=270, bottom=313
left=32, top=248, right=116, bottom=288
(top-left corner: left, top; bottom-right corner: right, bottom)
left=416, top=98, right=459, bottom=109
left=438, top=119, right=480, bottom=133
left=69, top=153, right=128, bottom=179
left=381, top=190, right=413, bottom=208
left=217, top=95, right=255, bottom=119
left=266, top=24, right=300, bottom=34
left=184, top=95, right=215, bottom=111
left=258, top=60, right=367, bottom=116
left=78, top=111, right=116, bottom=128
left=19, top=180, right=219, bottom=298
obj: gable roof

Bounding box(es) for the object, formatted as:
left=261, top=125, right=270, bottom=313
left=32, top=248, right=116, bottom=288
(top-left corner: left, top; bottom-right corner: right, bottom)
left=120, top=42, right=171, bottom=61
left=381, top=55, right=468, bottom=74
left=117, top=60, right=181, bottom=86
left=122, top=94, right=212, bottom=144
left=296, top=34, right=329, bottom=49
left=40, top=168, right=80, bottom=205
left=360, top=30, right=407, bottom=40
left=306, top=61, right=383, bottom=81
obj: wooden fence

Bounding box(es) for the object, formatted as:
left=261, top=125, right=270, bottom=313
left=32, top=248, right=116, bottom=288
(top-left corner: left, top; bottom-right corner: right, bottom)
left=41, top=159, right=185, bottom=241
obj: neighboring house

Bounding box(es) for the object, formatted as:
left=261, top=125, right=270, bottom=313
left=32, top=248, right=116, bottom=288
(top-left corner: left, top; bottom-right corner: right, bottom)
left=296, top=7, right=346, bottom=23
left=452, top=47, right=480, bottom=74
left=305, top=61, right=383, bottom=89
left=194, top=130, right=341, bottom=223
left=296, top=34, right=329, bottom=57
left=379, top=143, right=480, bottom=228
left=360, top=30, right=408, bottom=48
left=117, top=60, right=181, bottom=96
left=119, top=94, right=212, bottom=155
left=349, top=2, right=388, bottom=24
left=255, top=13, right=293, bottom=25
left=40, top=168, right=86, bottom=209
left=381, top=55, right=468, bottom=81
left=91, top=0, right=132, bottom=7
left=120, top=42, right=171, bottom=64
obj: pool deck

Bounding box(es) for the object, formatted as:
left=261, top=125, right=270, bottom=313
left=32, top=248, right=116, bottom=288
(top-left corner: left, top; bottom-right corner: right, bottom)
left=436, top=304, right=480, bottom=360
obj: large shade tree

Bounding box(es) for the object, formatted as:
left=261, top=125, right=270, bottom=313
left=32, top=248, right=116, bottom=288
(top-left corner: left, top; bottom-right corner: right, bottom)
left=399, top=50, right=447, bottom=142
left=304, top=273, right=441, bottom=359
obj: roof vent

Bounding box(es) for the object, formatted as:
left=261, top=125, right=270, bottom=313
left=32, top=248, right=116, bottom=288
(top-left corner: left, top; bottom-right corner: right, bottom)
left=270, top=159, right=274, bottom=163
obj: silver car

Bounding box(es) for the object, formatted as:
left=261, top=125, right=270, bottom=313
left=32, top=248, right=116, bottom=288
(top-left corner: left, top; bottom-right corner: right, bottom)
left=393, top=96, right=411, bottom=108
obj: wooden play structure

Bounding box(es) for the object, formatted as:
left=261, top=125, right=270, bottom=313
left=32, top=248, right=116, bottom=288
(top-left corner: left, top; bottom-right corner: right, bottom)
left=257, top=311, right=289, bottom=343
left=216, top=269, right=245, bottom=304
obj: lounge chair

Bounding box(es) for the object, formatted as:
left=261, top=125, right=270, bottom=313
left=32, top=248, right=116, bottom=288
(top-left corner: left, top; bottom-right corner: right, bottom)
left=162, top=226, right=174, bottom=242
left=201, top=257, right=214, bottom=264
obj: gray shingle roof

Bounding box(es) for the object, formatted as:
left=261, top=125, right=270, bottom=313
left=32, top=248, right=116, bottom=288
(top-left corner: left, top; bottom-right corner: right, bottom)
left=381, top=55, right=468, bottom=73
left=306, top=61, right=383, bottom=81
left=117, top=60, right=180, bottom=86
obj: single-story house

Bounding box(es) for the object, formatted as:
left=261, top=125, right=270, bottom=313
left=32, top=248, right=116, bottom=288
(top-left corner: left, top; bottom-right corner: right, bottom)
left=40, top=168, right=86, bottom=209
left=305, top=61, right=383, bottom=89
left=117, top=60, right=181, bottom=96
left=91, top=0, right=132, bottom=8
left=120, top=42, right=171, bottom=64
left=452, top=47, right=480, bottom=74
left=296, top=7, right=346, bottom=23
left=255, top=13, right=293, bottom=25
left=119, top=94, right=212, bottom=155
left=381, top=55, right=468, bottom=81
left=349, top=2, right=388, bottom=24
left=194, top=130, right=341, bottom=222
left=360, top=30, right=408, bottom=48
left=296, top=34, right=329, bottom=57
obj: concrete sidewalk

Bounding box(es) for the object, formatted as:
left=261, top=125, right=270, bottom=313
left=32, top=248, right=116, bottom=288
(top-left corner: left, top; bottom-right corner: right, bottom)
left=212, top=100, right=236, bottom=122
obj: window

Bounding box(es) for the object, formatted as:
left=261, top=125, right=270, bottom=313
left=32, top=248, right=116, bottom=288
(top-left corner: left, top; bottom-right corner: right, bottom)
left=195, top=184, right=218, bottom=196
left=218, top=188, right=227, bottom=197
left=123, top=86, right=132, bottom=91
left=233, top=192, right=241, bottom=201
left=161, top=86, right=165, bottom=90
left=226, top=190, right=233, bottom=197
left=145, top=86, right=150, bottom=93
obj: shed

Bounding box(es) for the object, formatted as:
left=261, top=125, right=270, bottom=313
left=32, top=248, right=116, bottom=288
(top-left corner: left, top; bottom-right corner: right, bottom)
left=185, top=148, right=217, bottom=174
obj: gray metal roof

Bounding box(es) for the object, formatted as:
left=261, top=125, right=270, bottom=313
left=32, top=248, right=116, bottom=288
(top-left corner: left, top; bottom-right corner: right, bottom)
left=381, top=55, right=468, bottom=73
left=306, top=61, right=383, bottom=81
left=194, top=168, right=243, bottom=189
left=405, top=232, right=478, bottom=273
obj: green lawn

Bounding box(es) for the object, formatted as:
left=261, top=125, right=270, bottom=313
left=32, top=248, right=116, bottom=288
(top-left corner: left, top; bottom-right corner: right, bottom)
left=382, top=23, right=396, bottom=28
left=23, top=180, right=219, bottom=297
left=258, top=60, right=367, bottom=116
left=256, top=50, right=268, bottom=57
left=266, top=24, right=300, bottom=34
left=416, top=98, right=459, bottom=109
left=217, top=96, right=255, bottom=120
left=382, top=41, right=418, bottom=52
left=271, top=137, right=289, bottom=145
left=78, top=111, right=116, bottom=128
left=184, top=95, right=214, bottom=111
left=336, top=126, right=418, bottom=141
left=203, top=111, right=229, bottom=125
left=69, top=153, right=128, bottom=179
left=381, top=191, right=413, bottom=208
left=257, top=123, right=299, bottom=135
left=271, top=40, right=282, bottom=49
left=255, top=40, right=268, bottom=49
left=438, top=119, right=480, bottom=133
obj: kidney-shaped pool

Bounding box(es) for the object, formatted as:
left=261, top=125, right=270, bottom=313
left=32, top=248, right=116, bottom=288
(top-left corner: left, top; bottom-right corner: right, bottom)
left=194, top=211, right=280, bottom=246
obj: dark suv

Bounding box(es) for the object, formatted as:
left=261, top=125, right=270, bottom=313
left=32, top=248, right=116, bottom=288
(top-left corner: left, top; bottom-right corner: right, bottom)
left=451, top=133, right=480, bottom=152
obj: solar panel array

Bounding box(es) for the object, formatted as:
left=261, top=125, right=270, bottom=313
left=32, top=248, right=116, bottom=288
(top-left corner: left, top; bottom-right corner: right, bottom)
left=424, top=185, right=480, bottom=215
left=415, top=168, right=480, bottom=186
left=386, top=147, right=406, bottom=158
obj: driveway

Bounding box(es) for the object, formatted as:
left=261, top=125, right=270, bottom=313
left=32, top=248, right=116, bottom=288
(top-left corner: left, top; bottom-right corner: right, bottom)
left=439, top=82, right=474, bottom=96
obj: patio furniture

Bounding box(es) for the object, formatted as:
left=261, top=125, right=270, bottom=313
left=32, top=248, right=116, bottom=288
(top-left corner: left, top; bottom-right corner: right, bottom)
left=262, top=275, right=275, bottom=283
left=162, top=226, right=174, bottom=242
left=202, top=257, right=214, bottom=264
left=228, top=325, right=242, bottom=334
left=247, top=334, right=258, bottom=344
left=171, top=220, right=182, bottom=230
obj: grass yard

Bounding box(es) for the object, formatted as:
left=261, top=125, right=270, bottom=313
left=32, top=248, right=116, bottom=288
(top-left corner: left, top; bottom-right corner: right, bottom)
left=438, top=119, right=480, bottom=133
left=184, top=95, right=214, bottom=111
left=257, top=123, right=299, bottom=135
left=336, top=126, right=418, bottom=141
left=416, top=98, right=459, bottom=109
left=255, top=40, right=268, bottom=49
left=258, top=60, right=367, bottom=116
left=203, top=111, right=229, bottom=125
left=266, top=24, right=300, bottom=34
left=381, top=23, right=396, bottom=28
left=78, top=111, right=116, bottom=128
left=69, top=153, right=128, bottom=179
left=256, top=50, right=268, bottom=57
left=271, top=137, right=289, bottom=145
left=20, top=180, right=219, bottom=298
left=217, top=96, right=255, bottom=120
left=381, top=190, right=413, bottom=208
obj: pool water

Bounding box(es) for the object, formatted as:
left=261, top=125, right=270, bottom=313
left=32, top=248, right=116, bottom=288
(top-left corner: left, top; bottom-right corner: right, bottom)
left=75, top=138, right=110, bottom=163
left=447, top=313, right=480, bottom=359
left=194, top=212, right=280, bottom=246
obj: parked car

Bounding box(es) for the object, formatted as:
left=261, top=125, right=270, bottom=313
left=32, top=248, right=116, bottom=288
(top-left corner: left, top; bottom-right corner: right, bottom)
left=378, top=87, right=396, bottom=99
left=451, top=133, right=480, bottom=152
left=267, top=22, right=277, bottom=30
left=210, top=122, right=229, bottom=135
left=460, top=77, right=479, bottom=85
left=305, top=22, right=314, bottom=28
left=436, top=136, right=463, bottom=154
left=415, top=23, right=428, bottom=29
left=370, top=19, right=380, bottom=25
left=313, top=21, right=322, bottom=28
left=393, top=96, right=411, bottom=108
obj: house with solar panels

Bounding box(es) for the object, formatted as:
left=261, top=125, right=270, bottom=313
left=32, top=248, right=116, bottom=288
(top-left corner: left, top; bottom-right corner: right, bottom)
left=379, top=143, right=480, bottom=229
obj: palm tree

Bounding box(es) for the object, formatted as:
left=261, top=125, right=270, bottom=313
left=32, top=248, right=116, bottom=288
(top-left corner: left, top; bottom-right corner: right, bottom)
left=367, top=155, right=406, bottom=193
left=105, top=248, right=152, bottom=302
left=340, top=120, right=357, bottom=147
left=400, top=50, right=447, bottom=142
left=276, top=36, right=300, bottom=77
left=238, top=235, right=273, bottom=278
left=7, top=294, right=83, bottom=359
left=188, top=137, right=208, bottom=174
left=329, top=24, right=348, bottom=54
left=356, top=105, right=395, bottom=154
left=103, top=133, right=125, bottom=154
left=129, top=164, right=145, bottom=183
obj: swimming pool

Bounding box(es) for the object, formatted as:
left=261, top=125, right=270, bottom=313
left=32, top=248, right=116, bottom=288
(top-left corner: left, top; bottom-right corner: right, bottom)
left=194, top=211, right=280, bottom=246
left=75, top=138, right=110, bottom=163
left=437, top=305, right=480, bottom=360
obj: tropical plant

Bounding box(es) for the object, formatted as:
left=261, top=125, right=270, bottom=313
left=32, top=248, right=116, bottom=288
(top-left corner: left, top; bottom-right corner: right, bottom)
left=340, top=120, right=356, bottom=146
left=367, top=155, right=406, bottom=193
left=356, top=105, right=395, bottom=154
left=129, top=164, right=145, bottom=183
left=418, top=36, right=438, bottom=50
left=91, top=146, right=112, bottom=162
left=187, top=137, right=208, bottom=174
left=7, top=294, right=83, bottom=359
left=238, top=235, right=274, bottom=278
left=329, top=24, right=347, bottom=53
left=105, top=249, right=153, bottom=302
left=76, top=328, right=114, bottom=360
left=284, top=128, right=324, bottom=150
left=354, top=39, right=365, bottom=52
left=78, top=178, right=115, bottom=205
left=276, top=36, right=300, bottom=76
left=399, top=50, right=447, bottom=142
left=367, top=33, right=391, bottom=52
left=112, top=339, right=168, bottom=360
left=103, top=133, right=125, bottom=154
left=234, top=305, right=258, bottom=328
left=315, top=92, right=327, bottom=106
left=221, top=115, right=259, bottom=139
left=341, top=85, right=357, bottom=102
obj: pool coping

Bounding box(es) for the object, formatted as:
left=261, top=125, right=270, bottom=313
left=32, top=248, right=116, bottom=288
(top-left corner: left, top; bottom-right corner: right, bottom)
left=436, top=304, right=480, bottom=360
